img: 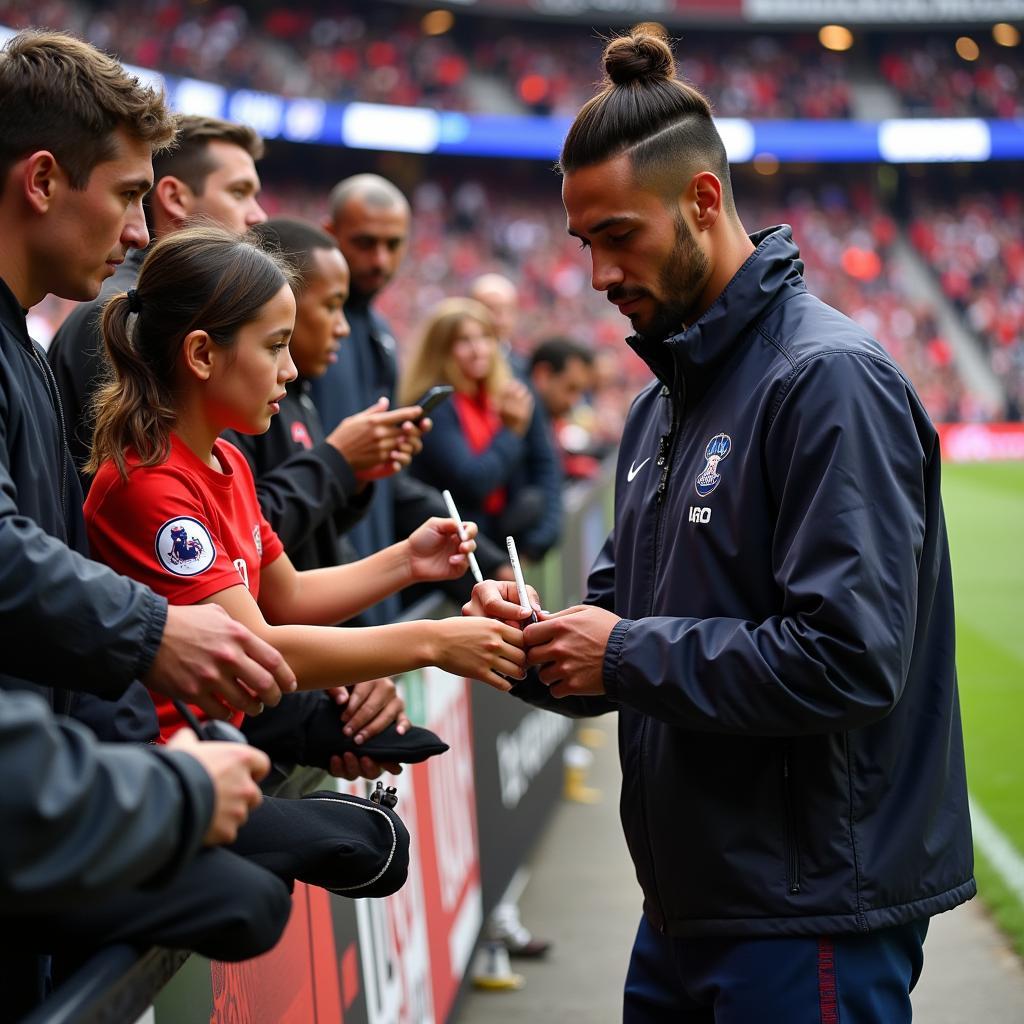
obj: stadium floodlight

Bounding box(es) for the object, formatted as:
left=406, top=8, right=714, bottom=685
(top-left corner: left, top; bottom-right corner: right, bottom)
left=342, top=102, right=441, bottom=154
left=879, top=118, right=991, bottom=163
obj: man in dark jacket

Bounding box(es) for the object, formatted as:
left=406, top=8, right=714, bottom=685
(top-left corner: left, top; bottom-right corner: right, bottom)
left=0, top=31, right=295, bottom=1005
left=467, top=29, right=973, bottom=1022
left=0, top=689, right=292, bottom=1016
left=316, top=174, right=513, bottom=625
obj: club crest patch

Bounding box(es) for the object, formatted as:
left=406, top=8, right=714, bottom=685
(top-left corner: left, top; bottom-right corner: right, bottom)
left=695, top=433, right=732, bottom=497
left=155, top=517, right=216, bottom=577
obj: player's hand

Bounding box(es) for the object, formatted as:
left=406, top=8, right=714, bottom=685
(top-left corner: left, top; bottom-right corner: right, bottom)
left=462, top=579, right=540, bottom=626
left=407, top=516, right=478, bottom=581
left=146, top=604, right=296, bottom=720
left=168, top=728, right=270, bottom=845
left=523, top=605, right=621, bottom=697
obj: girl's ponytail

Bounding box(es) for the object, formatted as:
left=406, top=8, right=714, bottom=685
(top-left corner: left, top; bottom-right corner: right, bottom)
left=87, top=292, right=176, bottom=479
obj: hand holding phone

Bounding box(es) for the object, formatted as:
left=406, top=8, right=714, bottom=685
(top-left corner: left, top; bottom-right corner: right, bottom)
left=415, top=385, right=454, bottom=423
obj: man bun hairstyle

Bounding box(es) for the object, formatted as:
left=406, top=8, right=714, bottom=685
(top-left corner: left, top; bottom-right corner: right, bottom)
left=559, top=25, right=734, bottom=214
left=88, top=225, right=294, bottom=479
left=602, top=25, right=677, bottom=86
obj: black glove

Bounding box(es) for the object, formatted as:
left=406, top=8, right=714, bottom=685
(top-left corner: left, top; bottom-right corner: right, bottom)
left=242, top=690, right=449, bottom=769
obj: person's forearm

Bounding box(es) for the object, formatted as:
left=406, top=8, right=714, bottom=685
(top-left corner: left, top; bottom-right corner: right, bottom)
left=264, top=620, right=436, bottom=689
left=269, top=543, right=412, bottom=625
left=0, top=691, right=212, bottom=911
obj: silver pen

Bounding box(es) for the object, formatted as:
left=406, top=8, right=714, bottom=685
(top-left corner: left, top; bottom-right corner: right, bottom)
left=506, top=536, right=539, bottom=623
left=441, top=489, right=483, bottom=584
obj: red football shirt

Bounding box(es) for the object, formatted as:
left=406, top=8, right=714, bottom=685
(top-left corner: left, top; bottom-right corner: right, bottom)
left=85, top=433, right=284, bottom=739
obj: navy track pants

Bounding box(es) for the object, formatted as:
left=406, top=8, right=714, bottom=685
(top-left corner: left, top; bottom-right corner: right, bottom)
left=623, top=913, right=929, bottom=1023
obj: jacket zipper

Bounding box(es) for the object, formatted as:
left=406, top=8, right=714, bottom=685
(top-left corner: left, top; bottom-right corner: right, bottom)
left=782, top=745, right=802, bottom=895
left=638, top=367, right=686, bottom=927
left=27, top=343, right=69, bottom=526
left=25, top=338, right=73, bottom=716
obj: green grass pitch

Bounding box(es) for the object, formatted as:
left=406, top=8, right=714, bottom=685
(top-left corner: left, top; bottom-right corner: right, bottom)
left=943, top=460, right=1024, bottom=954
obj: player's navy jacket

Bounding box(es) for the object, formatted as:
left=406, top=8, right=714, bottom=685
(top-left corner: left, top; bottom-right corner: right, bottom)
left=512, top=226, right=975, bottom=937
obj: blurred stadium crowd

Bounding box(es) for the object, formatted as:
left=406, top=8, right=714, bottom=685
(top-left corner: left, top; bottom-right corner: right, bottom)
left=3, top=0, right=1021, bottom=117
left=6, top=0, right=1023, bottom=425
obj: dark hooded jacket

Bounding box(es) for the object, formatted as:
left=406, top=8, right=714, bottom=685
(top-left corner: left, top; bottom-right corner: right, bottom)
left=0, top=276, right=165, bottom=712
left=1, top=278, right=213, bottom=901
left=511, top=226, right=974, bottom=937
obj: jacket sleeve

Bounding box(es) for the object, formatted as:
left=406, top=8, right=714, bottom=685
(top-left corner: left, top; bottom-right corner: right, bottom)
left=520, top=405, right=564, bottom=558
left=0, top=690, right=213, bottom=911
left=414, top=401, right=525, bottom=503
left=0, top=391, right=167, bottom=697
left=226, top=429, right=362, bottom=552
left=603, top=352, right=929, bottom=736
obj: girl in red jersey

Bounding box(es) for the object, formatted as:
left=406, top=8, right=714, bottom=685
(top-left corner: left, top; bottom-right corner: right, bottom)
left=83, top=226, right=526, bottom=743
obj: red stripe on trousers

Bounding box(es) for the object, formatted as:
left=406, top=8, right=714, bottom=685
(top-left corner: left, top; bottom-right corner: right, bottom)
left=818, top=937, right=839, bottom=1023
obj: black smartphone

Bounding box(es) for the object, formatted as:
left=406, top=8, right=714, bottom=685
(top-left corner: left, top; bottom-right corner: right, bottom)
left=415, top=385, right=454, bottom=420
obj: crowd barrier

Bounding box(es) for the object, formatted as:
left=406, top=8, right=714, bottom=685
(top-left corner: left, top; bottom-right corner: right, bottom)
left=24, top=459, right=616, bottom=1024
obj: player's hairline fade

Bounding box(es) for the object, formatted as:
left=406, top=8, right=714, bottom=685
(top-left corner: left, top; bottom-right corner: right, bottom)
left=555, top=28, right=736, bottom=216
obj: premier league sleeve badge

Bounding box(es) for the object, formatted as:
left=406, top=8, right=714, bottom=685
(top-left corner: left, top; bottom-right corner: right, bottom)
left=155, top=516, right=217, bottom=577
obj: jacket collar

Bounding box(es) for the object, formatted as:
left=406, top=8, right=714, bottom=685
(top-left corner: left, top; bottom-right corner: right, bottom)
left=627, top=225, right=807, bottom=390
left=0, top=276, right=32, bottom=348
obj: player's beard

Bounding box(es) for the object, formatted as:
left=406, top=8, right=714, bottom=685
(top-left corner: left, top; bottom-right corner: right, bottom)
left=638, top=212, right=711, bottom=343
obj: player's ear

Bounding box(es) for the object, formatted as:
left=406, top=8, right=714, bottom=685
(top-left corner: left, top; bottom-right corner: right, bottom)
left=182, top=329, right=216, bottom=381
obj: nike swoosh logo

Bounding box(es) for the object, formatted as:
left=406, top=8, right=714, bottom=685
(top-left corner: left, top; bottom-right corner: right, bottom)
left=627, top=457, right=651, bottom=482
